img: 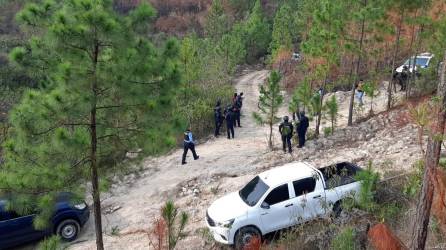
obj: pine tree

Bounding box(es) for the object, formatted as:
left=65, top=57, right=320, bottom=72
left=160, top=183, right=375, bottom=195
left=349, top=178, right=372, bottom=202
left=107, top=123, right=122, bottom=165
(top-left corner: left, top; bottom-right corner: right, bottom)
left=253, top=71, right=284, bottom=149
left=362, top=80, right=379, bottom=114
left=324, top=95, right=338, bottom=134
left=348, top=0, right=386, bottom=126
left=205, top=0, right=230, bottom=43
left=302, top=0, right=346, bottom=137
left=244, top=0, right=271, bottom=63
left=289, top=80, right=313, bottom=115
left=270, top=3, right=296, bottom=60
left=1, top=1, right=181, bottom=249
left=216, top=32, right=246, bottom=75
left=179, top=35, right=201, bottom=123
left=410, top=13, right=446, bottom=249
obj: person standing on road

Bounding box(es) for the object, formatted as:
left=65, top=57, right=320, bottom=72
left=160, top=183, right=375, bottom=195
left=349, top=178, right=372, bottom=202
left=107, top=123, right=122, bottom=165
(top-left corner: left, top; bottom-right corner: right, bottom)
left=182, top=127, right=199, bottom=165
left=237, top=92, right=244, bottom=110
left=279, top=116, right=293, bottom=153
left=355, top=79, right=364, bottom=106
left=297, top=111, right=309, bottom=148
left=232, top=93, right=241, bottom=127
left=224, top=105, right=235, bottom=139
left=214, top=100, right=223, bottom=137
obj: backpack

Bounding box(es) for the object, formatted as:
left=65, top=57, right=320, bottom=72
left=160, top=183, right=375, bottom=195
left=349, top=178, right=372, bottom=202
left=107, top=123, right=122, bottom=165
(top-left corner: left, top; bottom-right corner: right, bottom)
left=282, top=123, right=292, bottom=136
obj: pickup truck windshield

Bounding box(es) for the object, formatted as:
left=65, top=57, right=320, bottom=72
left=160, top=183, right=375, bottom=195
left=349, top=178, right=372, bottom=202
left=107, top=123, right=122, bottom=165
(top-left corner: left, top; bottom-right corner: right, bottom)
left=404, top=57, right=429, bottom=67
left=239, top=176, right=269, bottom=207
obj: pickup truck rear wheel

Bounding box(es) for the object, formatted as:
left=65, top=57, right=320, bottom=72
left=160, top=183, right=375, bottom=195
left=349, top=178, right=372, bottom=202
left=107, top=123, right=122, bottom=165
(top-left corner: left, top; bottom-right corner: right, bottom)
left=56, top=219, right=80, bottom=242
left=234, top=226, right=261, bottom=250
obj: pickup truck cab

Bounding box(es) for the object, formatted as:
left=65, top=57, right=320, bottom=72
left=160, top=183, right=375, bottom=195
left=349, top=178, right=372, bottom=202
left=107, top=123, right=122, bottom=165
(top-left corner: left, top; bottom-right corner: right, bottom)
left=206, top=162, right=362, bottom=249
left=0, top=193, right=90, bottom=249
left=395, top=53, right=434, bottom=73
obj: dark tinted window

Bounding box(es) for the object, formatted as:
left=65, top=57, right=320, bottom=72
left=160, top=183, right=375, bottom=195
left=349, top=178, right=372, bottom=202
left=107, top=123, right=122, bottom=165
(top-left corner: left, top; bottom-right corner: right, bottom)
left=264, top=184, right=289, bottom=206
left=0, top=211, right=21, bottom=221
left=293, top=178, right=316, bottom=196
left=0, top=211, right=7, bottom=222
left=239, top=176, right=269, bottom=207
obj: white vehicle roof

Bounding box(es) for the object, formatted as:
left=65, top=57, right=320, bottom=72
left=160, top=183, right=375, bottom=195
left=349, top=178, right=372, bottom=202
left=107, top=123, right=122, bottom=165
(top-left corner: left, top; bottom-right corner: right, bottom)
left=416, top=52, right=433, bottom=58
left=258, top=162, right=316, bottom=187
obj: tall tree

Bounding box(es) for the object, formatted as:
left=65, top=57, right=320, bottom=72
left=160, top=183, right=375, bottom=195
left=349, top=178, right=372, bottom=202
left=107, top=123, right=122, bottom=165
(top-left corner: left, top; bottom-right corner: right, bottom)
left=410, top=13, right=446, bottom=249
left=216, top=32, right=246, bottom=75
left=205, top=0, right=230, bottom=43
left=178, top=35, right=201, bottom=123
left=1, top=1, right=181, bottom=249
left=244, top=0, right=271, bottom=63
left=253, top=71, right=284, bottom=149
left=269, top=3, right=296, bottom=60
left=386, top=0, right=417, bottom=110
left=348, top=0, right=367, bottom=126
left=302, top=0, right=345, bottom=137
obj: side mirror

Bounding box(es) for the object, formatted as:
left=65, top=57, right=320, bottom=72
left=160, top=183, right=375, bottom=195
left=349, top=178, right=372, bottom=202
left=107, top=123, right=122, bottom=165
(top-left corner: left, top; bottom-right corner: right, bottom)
left=261, top=202, right=270, bottom=209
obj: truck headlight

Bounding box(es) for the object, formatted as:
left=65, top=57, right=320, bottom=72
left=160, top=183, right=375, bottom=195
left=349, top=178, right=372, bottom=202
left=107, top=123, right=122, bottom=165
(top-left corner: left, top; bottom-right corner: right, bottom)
left=74, top=203, right=87, bottom=210
left=217, top=219, right=235, bottom=228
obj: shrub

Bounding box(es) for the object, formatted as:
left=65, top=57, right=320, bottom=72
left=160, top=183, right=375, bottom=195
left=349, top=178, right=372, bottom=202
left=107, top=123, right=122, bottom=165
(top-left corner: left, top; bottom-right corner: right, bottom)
left=403, top=159, right=424, bottom=198
left=38, top=236, right=61, bottom=250
left=323, top=127, right=332, bottom=137
left=331, top=227, right=357, bottom=250
left=162, top=201, right=189, bottom=250
left=355, top=161, right=379, bottom=212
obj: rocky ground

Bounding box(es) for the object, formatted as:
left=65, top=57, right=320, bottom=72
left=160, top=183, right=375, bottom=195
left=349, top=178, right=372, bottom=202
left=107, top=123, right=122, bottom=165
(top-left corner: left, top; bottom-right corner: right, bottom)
left=65, top=70, right=425, bottom=250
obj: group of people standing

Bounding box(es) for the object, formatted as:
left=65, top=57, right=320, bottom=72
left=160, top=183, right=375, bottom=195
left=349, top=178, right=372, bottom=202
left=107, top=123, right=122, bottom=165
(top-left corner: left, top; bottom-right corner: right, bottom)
left=214, top=92, right=244, bottom=139
left=182, top=92, right=244, bottom=164
left=279, top=111, right=309, bottom=153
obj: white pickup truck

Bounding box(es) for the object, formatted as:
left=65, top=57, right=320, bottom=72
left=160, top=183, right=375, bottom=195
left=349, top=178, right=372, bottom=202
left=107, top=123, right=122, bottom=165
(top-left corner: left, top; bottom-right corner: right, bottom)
left=206, top=161, right=363, bottom=249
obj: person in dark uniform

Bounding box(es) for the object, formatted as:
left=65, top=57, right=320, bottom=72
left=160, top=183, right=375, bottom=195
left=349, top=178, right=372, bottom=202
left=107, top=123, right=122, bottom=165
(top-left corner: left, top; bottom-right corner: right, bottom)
left=279, top=116, right=293, bottom=153
left=237, top=92, right=244, bottom=109
left=232, top=93, right=241, bottom=128
left=297, top=111, right=309, bottom=148
left=224, top=105, right=235, bottom=139
left=233, top=103, right=241, bottom=128
left=181, top=127, right=199, bottom=165
left=400, top=65, right=409, bottom=91
left=214, top=100, right=223, bottom=137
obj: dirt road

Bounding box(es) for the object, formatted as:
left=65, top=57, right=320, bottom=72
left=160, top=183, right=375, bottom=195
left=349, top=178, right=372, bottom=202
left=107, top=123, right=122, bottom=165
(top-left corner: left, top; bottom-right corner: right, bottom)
left=70, top=70, right=289, bottom=249
left=68, top=70, right=413, bottom=250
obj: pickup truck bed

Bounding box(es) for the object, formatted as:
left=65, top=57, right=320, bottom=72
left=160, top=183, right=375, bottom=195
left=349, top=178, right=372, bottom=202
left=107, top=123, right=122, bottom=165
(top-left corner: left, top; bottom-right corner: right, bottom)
left=319, top=162, right=362, bottom=189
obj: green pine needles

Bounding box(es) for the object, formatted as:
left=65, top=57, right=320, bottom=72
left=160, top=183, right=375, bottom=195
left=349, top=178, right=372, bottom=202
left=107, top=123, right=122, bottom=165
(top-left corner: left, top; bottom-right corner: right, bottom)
left=253, top=70, right=284, bottom=149
left=1, top=1, right=182, bottom=249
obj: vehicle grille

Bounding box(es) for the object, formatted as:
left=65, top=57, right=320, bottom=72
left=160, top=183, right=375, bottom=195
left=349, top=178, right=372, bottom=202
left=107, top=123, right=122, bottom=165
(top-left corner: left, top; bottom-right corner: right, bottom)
left=206, top=211, right=215, bottom=227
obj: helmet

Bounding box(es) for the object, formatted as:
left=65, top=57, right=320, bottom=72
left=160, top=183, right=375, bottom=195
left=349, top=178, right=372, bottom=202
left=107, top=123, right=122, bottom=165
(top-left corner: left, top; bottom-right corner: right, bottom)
left=283, top=116, right=289, bottom=122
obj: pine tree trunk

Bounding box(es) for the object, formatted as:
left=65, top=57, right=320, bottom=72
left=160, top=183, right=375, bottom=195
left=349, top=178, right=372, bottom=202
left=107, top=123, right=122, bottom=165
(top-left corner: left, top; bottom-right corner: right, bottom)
left=410, top=50, right=446, bottom=250
left=315, top=81, right=326, bottom=138
left=387, top=9, right=404, bottom=110
left=269, top=122, right=273, bottom=149
left=91, top=42, right=104, bottom=250
left=268, top=94, right=275, bottom=150
left=348, top=0, right=366, bottom=126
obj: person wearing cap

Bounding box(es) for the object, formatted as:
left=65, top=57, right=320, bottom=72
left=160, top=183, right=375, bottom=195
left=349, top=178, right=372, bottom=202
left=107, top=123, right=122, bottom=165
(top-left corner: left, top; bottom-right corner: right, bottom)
left=279, top=116, right=294, bottom=153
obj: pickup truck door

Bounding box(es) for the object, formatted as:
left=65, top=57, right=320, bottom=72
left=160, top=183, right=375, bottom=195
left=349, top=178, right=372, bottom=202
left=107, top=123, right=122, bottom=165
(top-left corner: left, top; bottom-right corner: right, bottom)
left=290, top=176, right=326, bottom=223
left=259, top=183, right=294, bottom=233
left=0, top=210, right=42, bottom=249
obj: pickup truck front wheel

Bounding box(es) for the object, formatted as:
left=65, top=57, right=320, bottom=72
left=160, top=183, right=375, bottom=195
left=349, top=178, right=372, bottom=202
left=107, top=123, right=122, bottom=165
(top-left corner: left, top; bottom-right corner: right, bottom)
left=234, top=226, right=261, bottom=250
